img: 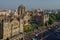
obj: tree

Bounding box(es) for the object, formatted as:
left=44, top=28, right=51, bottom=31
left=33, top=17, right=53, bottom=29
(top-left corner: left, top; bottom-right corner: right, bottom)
left=48, top=14, right=56, bottom=25
left=49, top=17, right=54, bottom=25
left=55, top=14, right=60, bottom=21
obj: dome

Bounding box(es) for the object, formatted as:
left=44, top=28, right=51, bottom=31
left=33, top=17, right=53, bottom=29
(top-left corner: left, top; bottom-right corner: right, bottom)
left=18, top=4, right=25, bottom=8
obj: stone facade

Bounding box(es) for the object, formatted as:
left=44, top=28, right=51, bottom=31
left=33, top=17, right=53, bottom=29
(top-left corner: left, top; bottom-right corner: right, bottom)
left=24, top=12, right=31, bottom=27
left=43, top=13, right=49, bottom=24
left=31, top=11, right=49, bottom=25
left=0, top=10, right=10, bottom=16
left=0, top=16, right=24, bottom=40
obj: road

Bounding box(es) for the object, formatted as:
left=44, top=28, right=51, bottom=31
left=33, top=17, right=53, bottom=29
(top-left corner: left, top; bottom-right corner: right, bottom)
left=24, top=22, right=60, bottom=40
left=41, top=22, right=60, bottom=40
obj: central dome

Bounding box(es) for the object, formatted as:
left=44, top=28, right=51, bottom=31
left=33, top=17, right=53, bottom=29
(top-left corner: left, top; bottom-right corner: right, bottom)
left=18, top=4, right=25, bottom=8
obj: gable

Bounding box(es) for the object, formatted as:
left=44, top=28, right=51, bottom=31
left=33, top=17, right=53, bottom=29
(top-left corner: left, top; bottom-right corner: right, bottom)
left=10, top=18, right=19, bottom=27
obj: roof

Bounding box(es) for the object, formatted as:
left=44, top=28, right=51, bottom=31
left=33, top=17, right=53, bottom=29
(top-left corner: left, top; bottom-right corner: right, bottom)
left=18, top=4, right=25, bottom=8
left=0, top=10, right=8, bottom=12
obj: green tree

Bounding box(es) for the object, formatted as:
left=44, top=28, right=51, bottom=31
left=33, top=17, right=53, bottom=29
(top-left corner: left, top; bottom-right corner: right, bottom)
left=49, top=14, right=56, bottom=25
left=56, top=14, right=60, bottom=21
left=49, top=16, right=55, bottom=25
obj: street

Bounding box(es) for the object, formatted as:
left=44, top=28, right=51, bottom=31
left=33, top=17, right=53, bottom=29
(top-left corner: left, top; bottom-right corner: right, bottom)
left=25, top=22, right=60, bottom=40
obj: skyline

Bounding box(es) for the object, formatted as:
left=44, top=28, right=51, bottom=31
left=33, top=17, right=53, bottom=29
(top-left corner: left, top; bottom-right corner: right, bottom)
left=0, top=0, right=60, bottom=10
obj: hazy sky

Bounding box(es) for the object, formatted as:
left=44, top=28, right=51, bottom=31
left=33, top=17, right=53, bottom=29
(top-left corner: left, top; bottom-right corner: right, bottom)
left=0, top=0, right=60, bottom=10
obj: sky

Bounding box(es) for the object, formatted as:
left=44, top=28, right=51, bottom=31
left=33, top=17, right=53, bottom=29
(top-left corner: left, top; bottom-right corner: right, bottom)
left=0, top=0, right=60, bottom=10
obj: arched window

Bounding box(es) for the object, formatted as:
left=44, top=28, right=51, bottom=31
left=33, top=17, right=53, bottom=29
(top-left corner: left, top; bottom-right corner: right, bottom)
left=6, top=37, right=9, bottom=40
left=19, top=38, right=23, bottom=40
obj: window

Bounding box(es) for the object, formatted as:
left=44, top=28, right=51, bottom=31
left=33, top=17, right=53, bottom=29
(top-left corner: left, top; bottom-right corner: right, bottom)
left=6, top=37, right=9, bottom=40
